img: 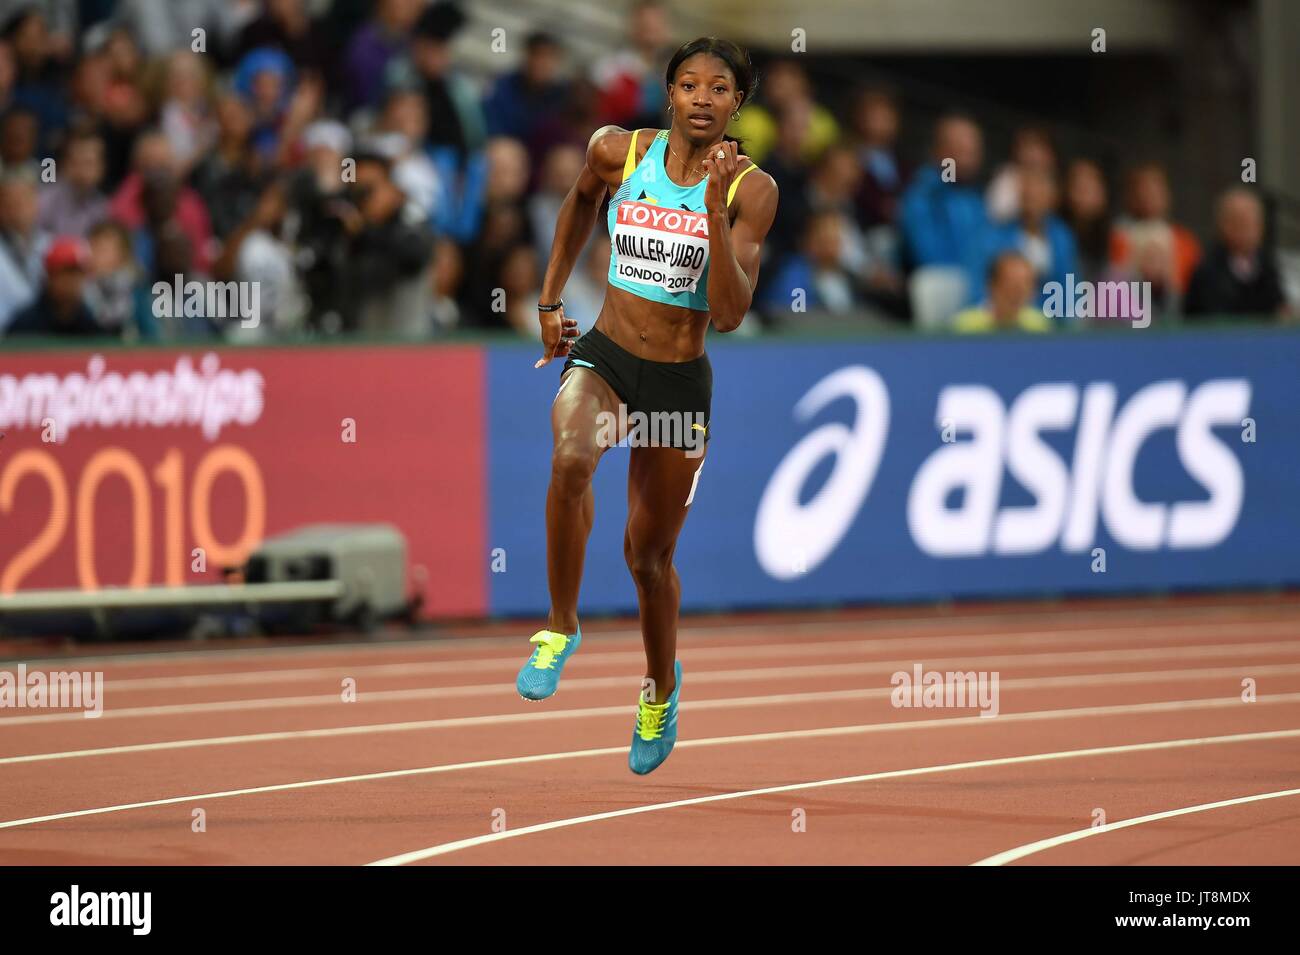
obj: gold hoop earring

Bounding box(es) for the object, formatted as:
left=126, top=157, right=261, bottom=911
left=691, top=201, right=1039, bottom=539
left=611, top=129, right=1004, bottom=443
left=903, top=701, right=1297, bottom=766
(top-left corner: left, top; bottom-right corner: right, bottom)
left=731, top=110, right=740, bottom=121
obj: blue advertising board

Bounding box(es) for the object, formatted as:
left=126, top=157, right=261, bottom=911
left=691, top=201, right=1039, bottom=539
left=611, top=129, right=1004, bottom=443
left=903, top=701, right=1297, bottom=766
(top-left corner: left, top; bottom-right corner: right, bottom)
left=486, top=328, right=1300, bottom=616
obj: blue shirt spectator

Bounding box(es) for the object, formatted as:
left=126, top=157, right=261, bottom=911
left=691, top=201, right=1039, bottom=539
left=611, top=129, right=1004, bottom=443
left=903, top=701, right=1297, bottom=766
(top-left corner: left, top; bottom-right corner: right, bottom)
left=482, top=32, right=570, bottom=142
left=974, top=167, right=1079, bottom=317
left=898, top=165, right=989, bottom=276
left=760, top=210, right=859, bottom=316
left=980, top=217, right=1078, bottom=312
left=898, top=115, right=989, bottom=300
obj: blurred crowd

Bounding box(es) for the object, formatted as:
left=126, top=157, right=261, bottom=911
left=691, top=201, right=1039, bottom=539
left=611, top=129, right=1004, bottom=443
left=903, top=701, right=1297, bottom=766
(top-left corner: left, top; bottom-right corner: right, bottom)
left=0, top=0, right=1293, bottom=342
left=754, top=104, right=1294, bottom=332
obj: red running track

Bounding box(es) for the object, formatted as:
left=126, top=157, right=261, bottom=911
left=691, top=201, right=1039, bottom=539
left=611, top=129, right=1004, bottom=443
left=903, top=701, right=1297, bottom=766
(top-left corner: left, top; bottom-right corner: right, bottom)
left=0, top=594, right=1297, bottom=866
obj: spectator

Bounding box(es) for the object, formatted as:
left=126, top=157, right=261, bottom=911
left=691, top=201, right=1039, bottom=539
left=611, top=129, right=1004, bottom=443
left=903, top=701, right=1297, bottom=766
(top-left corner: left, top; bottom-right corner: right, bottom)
left=298, top=118, right=351, bottom=199
left=283, top=149, right=432, bottom=335
left=5, top=235, right=102, bottom=336
left=3, top=4, right=50, bottom=80
left=850, top=87, right=906, bottom=228
left=1062, top=158, right=1113, bottom=282
left=427, top=235, right=462, bottom=332
left=274, top=70, right=326, bottom=166
left=0, top=38, right=13, bottom=112
left=593, top=0, right=674, bottom=130
left=103, top=23, right=147, bottom=99
left=898, top=114, right=988, bottom=290
left=0, top=102, right=38, bottom=165
left=762, top=97, right=816, bottom=259
left=499, top=243, right=542, bottom=338
left=192, top=91, right=262, bottom=240
left=527, top=75, right=602, bottom=177
left=762, top=209, right=859, bottom=316
left=233, top=0, right=332, bottom=78
left=157, top=51, right=216, bottom=176
left=283, top=118, right=350, bottom=326
left=858, top=223, right=908, bottom=321
left=1184, top=187, right=1288, bottom=320
left=2, top=5, right=67, bottom=145
left=1100, top=220, right=1179, bottom=324
left=374, top=88, right=445, bottom=224
left=73, top=27, right=150, bottom=188
left=807, top=144, right=864, bottom=240
left=560, top=232, right=610, bottom=335
left=136, top=170, right=187, bottom=276
left=149, top=218, right=221, bottom=338
left=0, top=162, right=48, bottom=329
left=953, top=252, right=1050, bottom=333
left=232, top=46, right=296, bottom=161
left=342, top=0, right=423, bottom=112
left=384, top=2, right=482, bottom=159
left=85, top=218, right=154, bottom=337
left=342, top=152, right=434, bottom=336
left=482, top=31, right=571, bottom=143
left=109, top=131, right=214, bottom=272
left=481, top=136, right=530, bottom=220
left=37, top=126, right=109, bottom=237
left=528, top=143, right=584, bottom=263
left=797, top=142, right=908, bottom=314
left=985, top=125, right=1056, bottom=223
left=729, top=59, right=838, bottom=165
left=460, top=200, right=530, bottom=327
left=1111, top=162, right=1201, bottom=295
left=980, top=166, right=1078, bottom=313
left=231, top=181, right=305, bottom=338
left=0, top=2, right=78, bottom=63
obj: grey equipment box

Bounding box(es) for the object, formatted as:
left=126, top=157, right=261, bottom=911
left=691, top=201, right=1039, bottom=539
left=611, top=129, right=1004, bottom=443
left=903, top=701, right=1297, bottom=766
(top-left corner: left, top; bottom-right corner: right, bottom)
left=244, top=523, right=411, bottom=628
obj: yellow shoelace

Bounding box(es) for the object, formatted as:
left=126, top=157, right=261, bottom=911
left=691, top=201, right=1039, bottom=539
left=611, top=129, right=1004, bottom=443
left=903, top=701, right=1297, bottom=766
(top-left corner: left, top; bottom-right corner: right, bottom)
left=636, top=697, right=669, bottom=741
left=528, top=631, right=569, bottom=671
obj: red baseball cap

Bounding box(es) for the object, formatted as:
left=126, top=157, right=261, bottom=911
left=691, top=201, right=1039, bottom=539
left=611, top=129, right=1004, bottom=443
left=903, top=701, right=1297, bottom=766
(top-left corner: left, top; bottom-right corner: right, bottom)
left=44, top=236, right=91, bottom=273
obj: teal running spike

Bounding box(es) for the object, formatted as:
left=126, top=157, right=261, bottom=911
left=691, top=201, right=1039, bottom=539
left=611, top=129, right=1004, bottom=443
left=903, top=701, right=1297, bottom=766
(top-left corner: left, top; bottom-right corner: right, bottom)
left=516, top=626, right=581, bottom=701
left=628, top=660, right=682, bottom=775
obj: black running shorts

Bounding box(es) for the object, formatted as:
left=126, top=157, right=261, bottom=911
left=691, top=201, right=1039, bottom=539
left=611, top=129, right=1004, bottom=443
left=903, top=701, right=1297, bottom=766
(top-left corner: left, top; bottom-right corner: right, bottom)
left=561, top=326, right=712, bottom=450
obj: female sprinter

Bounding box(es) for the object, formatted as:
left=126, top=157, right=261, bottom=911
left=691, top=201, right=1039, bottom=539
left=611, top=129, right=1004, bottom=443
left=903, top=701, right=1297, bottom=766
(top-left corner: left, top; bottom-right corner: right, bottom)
left=514, top=37, right=778, bottom=775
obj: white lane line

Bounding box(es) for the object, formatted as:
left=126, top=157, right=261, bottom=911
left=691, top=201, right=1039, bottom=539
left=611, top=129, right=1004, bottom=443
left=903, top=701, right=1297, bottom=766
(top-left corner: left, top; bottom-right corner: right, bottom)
left=5, top=637, right=1297, bottom=727
left=13, top=600, right=1295, bottom=669
left=0, top=745, right=626, bottom=831
left=3, top=698, right=1298, bottom=833
left=971, top=788, right=1300, bottom=866
left=5, top=659, right=1300, bottom=764
left=96, top=653, right=1300, bottom=707
left=10, top=670, right=1300, bottom=769
left=365, top=727, right=1300, bottom=865
left=37, top=620, right=1300, bottom=694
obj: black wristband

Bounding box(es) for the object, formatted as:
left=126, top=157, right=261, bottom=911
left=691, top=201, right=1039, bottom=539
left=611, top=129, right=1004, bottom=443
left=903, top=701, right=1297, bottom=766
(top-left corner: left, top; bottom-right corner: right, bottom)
left=537, top=299, right=564, bottom=312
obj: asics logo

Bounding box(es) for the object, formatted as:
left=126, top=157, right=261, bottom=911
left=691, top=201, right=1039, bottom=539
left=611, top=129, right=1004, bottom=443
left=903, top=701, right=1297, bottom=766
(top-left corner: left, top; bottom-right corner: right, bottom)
left=755, top=366, right=1253, bottom=578
left=754, top=367, right=890, bottom=580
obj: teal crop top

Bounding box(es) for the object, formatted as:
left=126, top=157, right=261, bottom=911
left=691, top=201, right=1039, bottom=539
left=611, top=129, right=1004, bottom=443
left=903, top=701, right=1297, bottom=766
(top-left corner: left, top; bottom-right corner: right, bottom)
left=605, top=129, right=759, bottom=312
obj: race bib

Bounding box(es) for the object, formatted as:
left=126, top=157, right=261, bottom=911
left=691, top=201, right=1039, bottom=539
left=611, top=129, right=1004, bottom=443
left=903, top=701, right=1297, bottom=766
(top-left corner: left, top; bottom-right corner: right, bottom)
left=611, top=200, right=710, bottom=294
